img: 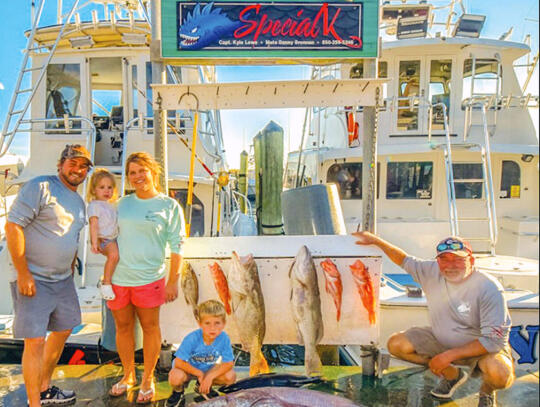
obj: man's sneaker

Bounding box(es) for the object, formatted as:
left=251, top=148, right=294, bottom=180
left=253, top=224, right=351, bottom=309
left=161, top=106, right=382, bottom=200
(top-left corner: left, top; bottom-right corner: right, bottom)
left=430, top=368, right=469, bottom=399
left=165, top=390, right=185, bottom=407
left=478, top=391, right=497, bottom=407
left=40, top=386, right=76, bottom=405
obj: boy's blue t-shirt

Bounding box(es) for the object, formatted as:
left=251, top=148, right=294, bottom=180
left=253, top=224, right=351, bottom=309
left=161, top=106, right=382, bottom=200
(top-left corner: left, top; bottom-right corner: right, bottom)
left=174, top=329, right=234, bottom=373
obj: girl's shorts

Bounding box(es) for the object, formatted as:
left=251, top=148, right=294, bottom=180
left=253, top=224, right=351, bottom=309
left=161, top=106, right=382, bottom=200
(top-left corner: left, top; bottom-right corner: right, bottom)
left=107, top=278, right=165, bottom=310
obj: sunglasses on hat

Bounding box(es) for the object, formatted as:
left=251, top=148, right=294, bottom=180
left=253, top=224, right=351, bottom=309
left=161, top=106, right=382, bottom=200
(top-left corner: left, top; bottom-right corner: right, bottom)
left=436, top=241, right=465, bottom=252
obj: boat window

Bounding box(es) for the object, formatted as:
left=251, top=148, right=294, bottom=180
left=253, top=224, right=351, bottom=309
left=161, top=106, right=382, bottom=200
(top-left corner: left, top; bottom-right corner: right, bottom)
left=397, top=60, right=420, bottom=131
left=145, top=62, right=153, bottom=117
left=379, top=61, right=388, bottom=78
left=169, top=189, right=205, bottom=237
left=462, top=59, right=501, bottom=100
left=327, top=163, right=380, bottom=200
left=452, top=163, right=483, bottom=199
left=386, top=161, right=433, bottom=199
left=349, top=61, right=387, bottom=79
left=132, top=65, right=138, bottom=118
left=429, top=60, right=452, bottom=130
left=499, top=160, right=520, bottom=199
left=295, top=153, right=317, bottom=187
left=284, top=158, right=299, bottom=189
left=45, top=64, right=81, bottom=129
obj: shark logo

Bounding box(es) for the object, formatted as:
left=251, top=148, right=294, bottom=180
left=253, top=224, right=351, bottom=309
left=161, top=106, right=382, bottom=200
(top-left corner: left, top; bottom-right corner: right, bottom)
left=178, top=2, right=241, bottom=50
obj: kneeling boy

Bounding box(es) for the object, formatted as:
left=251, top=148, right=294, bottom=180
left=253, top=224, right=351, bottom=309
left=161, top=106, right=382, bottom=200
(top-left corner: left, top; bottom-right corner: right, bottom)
left=166, top=300, right=236, bottom=407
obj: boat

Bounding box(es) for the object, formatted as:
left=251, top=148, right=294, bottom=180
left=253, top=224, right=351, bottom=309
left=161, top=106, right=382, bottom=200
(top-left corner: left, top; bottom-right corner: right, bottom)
left=0, top=1, right=537, bottom=405
left=281, top=0, right=539, bottom=373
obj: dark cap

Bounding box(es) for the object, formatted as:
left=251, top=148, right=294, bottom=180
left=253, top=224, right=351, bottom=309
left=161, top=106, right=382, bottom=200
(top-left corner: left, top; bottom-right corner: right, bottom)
left=60, top=144, right=93, bottom=166
left=436, top=236, right=473, bottom=257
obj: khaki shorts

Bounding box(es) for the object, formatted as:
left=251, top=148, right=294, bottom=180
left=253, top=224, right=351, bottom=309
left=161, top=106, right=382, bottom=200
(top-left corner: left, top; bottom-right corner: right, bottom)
left=404, top=326, right=513, bottom=376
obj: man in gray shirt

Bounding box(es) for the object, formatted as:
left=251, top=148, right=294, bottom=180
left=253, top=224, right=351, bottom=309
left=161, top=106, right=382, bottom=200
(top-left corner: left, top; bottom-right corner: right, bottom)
left=5, top=145, right=92, bottom=407
left=354, top=232, right=514, bottom=407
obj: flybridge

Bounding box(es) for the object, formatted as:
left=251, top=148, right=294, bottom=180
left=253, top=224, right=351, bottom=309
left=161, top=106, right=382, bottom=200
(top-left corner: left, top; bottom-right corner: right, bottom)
left=161, top=0, right=379, bottom=64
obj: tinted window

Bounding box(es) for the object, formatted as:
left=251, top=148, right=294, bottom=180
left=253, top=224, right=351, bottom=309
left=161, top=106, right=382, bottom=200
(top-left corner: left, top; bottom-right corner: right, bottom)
left=170, top=189, right=204, bottom=237
left=46, top=64, right=81, bottom=129
left=500, top=160, right=520, bottom=198
left=326, top=163, right=380, bottom=200
left=453, top=163, right=483, bottom=199
left=387, top=162, right=433, bottom=199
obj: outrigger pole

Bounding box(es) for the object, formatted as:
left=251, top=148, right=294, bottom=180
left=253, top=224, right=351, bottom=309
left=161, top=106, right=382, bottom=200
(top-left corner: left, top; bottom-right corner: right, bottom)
left=178, top=91, right=201, bottom=238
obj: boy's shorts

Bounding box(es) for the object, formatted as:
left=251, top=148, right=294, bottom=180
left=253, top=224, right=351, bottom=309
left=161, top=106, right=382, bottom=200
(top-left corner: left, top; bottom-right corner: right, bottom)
left=404, top=326, right=514, bottom=375
left=107, top=278, right=165, bottom=310
left=10, top=276, right=81, bottom=338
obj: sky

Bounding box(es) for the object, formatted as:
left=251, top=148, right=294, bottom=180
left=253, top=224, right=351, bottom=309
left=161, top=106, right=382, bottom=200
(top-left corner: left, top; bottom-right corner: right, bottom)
left=0, top=0, right=538, bottom=168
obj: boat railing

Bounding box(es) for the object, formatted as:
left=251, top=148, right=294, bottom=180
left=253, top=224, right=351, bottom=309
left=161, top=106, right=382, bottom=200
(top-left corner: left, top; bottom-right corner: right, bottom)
left=462, top=94, right=540, bottom=140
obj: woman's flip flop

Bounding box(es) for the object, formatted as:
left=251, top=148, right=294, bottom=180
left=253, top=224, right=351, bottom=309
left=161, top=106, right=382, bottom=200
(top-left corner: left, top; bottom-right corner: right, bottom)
left=136, top=385, right=155, bottom=404
left=109, top=381, right=133, bottom=397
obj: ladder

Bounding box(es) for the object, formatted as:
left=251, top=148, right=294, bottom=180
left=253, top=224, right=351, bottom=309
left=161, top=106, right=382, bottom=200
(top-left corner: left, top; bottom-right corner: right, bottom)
left=0, top=0, right=81, bottom=157
left=463, top=55, right=502, bottom=139
left=431, top=101, right=498, bottom=255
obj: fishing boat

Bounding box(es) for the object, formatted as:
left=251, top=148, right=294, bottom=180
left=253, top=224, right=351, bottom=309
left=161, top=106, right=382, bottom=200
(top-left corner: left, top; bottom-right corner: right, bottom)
left=280, top=0, right=539, bottom=376
left=0, top=1, right=537, bottom=405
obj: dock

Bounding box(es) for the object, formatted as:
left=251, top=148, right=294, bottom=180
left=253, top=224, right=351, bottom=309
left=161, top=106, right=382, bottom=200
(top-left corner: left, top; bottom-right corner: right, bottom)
left=1, top=363, right=538, bottom=406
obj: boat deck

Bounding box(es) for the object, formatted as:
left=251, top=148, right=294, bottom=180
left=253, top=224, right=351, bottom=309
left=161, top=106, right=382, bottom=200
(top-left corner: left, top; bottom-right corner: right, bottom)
left=0, top=364, right=537, bottom=406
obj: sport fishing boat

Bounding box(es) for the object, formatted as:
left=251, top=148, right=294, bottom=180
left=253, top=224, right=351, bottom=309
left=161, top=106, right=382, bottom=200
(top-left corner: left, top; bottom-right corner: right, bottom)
left=282, top=0, right=539, bottom=374
left=0, top=0, right=239, bottom=314
left=0, top=1, right=537, bottom=405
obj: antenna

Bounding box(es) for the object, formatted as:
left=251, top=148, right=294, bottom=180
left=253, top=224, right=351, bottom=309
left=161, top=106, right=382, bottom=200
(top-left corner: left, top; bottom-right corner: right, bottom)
left=499, top=27, right=513, bottom=41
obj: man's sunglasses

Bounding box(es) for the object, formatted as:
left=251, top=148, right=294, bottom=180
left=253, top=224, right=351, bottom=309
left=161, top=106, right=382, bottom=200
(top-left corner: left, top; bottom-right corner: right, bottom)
left=437, top=242, right=465, bottom=252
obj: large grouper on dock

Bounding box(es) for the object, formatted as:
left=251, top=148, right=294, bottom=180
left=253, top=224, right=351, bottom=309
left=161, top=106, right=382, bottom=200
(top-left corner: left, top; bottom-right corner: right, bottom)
left=289, top=245, right=324, bottom=376
left=189, top=387, right=362, bottom=406
left=228, top=251, right=270, bottom=376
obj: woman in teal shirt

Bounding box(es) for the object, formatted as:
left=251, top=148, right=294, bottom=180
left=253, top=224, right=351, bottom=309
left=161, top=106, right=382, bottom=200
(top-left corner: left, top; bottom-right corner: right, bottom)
left=108, top=152, right=185, bottom=403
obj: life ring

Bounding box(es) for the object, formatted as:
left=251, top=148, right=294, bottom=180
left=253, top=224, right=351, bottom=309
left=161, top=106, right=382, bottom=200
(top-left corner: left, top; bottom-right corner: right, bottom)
left=346, top=110, right=359, bottom=145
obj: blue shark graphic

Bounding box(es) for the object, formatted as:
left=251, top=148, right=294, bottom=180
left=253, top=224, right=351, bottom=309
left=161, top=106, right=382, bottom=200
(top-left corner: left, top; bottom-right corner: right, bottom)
left=178, top=2, right=241, bottom=50
left=509, top=325, right=539, bottom=364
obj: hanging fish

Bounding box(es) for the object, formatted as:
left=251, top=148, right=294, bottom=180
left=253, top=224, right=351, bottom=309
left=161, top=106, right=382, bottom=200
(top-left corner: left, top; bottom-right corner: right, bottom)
left=181, top=261, right=199, bottom=318
left=228, top=251, right=269, bottom=376
left=320, top=258, right=343, bottom=322
left=290, top=246, right=324, bottom=376
left=350, top=259, right=377, bottom=325
left=209, top=262, right=232, bottom=315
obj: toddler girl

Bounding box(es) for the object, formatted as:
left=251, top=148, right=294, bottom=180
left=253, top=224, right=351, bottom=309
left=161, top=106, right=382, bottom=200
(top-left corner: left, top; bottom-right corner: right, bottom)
left=87, top=168, right=119, bottom=300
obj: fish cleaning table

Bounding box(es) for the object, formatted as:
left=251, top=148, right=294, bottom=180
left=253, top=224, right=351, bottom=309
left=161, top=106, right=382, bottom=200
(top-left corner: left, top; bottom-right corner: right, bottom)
left=160, top=235, right=382, bottom=346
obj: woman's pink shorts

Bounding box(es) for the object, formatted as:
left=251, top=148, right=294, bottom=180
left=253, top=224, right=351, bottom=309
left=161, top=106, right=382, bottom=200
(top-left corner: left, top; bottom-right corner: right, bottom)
left=107, top=278, right=165, bottom=310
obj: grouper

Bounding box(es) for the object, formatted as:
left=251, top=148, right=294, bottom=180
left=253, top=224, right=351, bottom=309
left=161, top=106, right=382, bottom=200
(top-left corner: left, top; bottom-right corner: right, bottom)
left=181, top=261, right=199, bottom=318
left=188, top=387, right=362, bottom=406
left=228, top=251, right=269, bottom=376
left=289, top=245, right=324, bottom=376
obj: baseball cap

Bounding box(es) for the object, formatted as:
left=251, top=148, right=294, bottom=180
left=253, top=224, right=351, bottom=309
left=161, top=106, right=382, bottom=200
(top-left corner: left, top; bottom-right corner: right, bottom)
left=436, top=237, right=472, bottom=257
left=60, top=144, right=93, bottom=166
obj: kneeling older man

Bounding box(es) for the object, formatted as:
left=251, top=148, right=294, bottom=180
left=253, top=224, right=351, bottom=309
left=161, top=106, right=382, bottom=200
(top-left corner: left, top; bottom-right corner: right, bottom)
left=354, top=232, right=514, bottom=407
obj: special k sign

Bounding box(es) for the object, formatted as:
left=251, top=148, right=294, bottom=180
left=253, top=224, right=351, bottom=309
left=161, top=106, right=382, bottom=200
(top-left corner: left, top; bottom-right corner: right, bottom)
left=161, top=0, right=379, bottom=63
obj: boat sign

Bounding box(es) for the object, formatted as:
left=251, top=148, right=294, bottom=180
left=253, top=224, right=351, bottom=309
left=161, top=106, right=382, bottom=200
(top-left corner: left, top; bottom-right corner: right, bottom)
left=161, top=0, right=379, bottom=63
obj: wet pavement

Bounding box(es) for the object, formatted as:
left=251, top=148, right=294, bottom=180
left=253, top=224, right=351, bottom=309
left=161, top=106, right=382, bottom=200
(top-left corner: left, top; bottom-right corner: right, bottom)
left=0, top=364, right=538, bottom=406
